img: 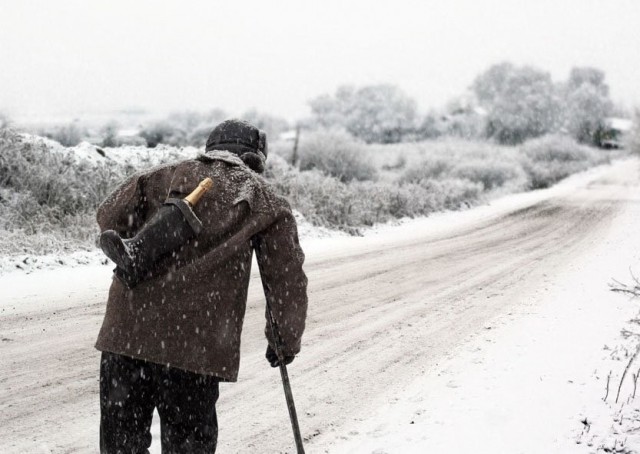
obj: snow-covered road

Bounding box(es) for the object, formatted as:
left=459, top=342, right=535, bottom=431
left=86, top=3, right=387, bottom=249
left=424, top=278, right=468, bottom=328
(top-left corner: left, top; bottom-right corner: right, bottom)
left=1, top=159, right=639, bottom=453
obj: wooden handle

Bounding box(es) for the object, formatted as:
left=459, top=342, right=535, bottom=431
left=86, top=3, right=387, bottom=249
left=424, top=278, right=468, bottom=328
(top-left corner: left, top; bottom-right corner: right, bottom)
left=184, top=177, right=213, bottom=206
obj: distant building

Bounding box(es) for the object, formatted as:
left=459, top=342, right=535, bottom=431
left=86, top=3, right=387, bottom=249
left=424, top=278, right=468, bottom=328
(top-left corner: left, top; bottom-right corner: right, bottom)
left=600, top=117, right=633, bottom=149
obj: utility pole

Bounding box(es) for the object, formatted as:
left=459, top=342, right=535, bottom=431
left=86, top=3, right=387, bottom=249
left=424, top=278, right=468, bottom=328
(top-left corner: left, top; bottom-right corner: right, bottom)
left=291, top=124, right=301, bottom=167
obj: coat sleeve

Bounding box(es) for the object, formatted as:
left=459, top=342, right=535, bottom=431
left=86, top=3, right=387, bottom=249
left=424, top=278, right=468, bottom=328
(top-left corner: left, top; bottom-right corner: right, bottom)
left=252, top=203, right=308, bottom=356
left=96, top=172, right=149, bottom=237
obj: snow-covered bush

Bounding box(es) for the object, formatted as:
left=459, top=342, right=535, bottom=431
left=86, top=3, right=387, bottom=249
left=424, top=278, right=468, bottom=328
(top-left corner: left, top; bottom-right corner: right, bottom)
left=0, top=129, right=191, bottom=255
left=381, top=153, right=407, bottom=171
left=418, top=178, right=484, bottom=209
left=520, top=134, right=609, bottom=189
left=399, top=160, right=484, bottom=211
left=140, top=121, right=186, bottom=148
left=398, top=140, right=527, bottom=194
left=400, top=157, right=453, bottom=183
left=297, top=129, right=378, bottom=183
left=39, top=122, right=86, bottom=147
left=0, top=130, right=111, bottom=253
left=451, top=159, right=526, bottom=191
left=0, top=130, right=118, bottom=215
left=267, top=153, right=482, bottom=229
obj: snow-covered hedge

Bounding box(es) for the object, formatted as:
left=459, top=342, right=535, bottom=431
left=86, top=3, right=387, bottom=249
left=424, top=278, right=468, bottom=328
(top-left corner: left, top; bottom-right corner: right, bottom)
left=296, top=129, right=378, bottom=183
left=0, top=128, right=615, bottom=256
left=0, top=129, right=193, bottom=255
left=521, top=134, right=610, bottom=189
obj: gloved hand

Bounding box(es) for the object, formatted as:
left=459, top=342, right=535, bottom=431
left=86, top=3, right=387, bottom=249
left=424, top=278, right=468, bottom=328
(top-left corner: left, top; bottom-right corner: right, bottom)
left=266, top=345, right=295, bottom=368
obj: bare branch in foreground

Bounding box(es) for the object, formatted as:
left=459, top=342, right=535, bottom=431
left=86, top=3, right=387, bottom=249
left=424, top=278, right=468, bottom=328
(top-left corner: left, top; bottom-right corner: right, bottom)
left=604, top=370, right=612, bottom=402
left=616, top=343, right=640, bottom=404
left=610, top=270, right=640, bottom=298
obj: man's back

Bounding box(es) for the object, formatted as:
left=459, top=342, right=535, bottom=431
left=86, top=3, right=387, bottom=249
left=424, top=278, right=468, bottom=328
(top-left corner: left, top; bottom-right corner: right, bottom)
left=95, top=150, right=308, bottom=381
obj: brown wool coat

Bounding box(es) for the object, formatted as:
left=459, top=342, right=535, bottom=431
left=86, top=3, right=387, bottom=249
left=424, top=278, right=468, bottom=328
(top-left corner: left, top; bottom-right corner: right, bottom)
left=95, top=151, right=308, bottom=381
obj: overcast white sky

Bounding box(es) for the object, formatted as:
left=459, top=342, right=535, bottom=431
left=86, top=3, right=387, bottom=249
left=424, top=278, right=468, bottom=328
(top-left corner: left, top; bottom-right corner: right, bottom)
left=1, top=0, right=639, bottom=123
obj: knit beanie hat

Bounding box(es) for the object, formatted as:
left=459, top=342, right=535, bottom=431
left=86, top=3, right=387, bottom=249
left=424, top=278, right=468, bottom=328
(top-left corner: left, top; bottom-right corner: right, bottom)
left=205, top=119, right=268, bottom=173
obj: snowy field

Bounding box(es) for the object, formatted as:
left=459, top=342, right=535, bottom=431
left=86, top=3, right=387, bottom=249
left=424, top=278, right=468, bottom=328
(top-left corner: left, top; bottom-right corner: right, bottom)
left=1, top=159, right=640, bottom=453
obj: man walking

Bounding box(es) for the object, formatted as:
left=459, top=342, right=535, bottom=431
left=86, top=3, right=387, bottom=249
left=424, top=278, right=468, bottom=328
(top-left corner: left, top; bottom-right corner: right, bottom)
left=96, top=119, right=308, bottom=453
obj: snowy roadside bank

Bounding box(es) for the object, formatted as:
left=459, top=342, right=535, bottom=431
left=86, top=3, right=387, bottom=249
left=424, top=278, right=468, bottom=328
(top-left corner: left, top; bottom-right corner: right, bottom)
left=0, top=159, right=629, bottom=276
left=1, top=129, right=620, bottom=265
left=0, top=209, right=346, bottom=275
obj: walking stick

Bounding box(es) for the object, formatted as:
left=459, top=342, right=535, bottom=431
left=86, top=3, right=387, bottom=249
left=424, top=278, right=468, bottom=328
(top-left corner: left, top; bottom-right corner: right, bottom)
left=252, top=238, right=305, bottom=454
left=265, top=300, right=305, bottom=454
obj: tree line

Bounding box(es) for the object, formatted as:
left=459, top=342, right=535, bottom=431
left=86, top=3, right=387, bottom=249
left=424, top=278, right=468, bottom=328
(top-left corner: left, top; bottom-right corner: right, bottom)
left=3, top=62, right=630, bottom=149
left=311, top=63, right=618, bottom=147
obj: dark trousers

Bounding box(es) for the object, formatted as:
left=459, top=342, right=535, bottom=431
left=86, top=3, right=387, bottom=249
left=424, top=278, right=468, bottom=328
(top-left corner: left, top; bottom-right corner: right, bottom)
left=100, top=351, right=220, bottom=454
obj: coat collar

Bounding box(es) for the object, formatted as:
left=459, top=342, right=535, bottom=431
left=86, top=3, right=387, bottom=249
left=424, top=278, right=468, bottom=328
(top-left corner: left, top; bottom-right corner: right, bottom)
left=197, top=150, right=245, bottom=167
